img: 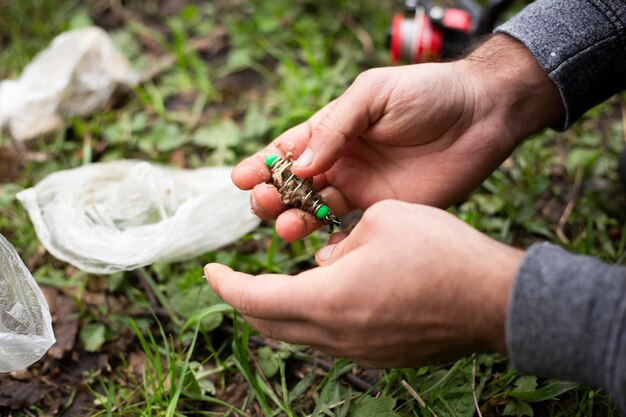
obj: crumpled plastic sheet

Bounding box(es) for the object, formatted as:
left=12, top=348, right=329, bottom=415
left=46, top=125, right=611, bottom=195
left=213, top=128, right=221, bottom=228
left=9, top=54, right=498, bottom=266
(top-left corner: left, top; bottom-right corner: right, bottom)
left=0, top=234, right=55, bottom=372
left=0, top=27, right=138, bottom=141
left=16, top=160, right=261, bottom=274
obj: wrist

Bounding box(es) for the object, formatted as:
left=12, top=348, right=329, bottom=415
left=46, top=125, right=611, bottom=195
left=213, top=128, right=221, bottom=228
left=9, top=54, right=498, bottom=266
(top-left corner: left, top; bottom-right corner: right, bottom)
left=479, top=242, right=525, bottom=355
left=457, top=34, right=565, bottom=146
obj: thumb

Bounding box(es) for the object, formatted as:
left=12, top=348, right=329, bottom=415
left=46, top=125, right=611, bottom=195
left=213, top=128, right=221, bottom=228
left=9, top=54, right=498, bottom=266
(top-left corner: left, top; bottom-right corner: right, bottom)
left=292, top=70, right=386, bottom=177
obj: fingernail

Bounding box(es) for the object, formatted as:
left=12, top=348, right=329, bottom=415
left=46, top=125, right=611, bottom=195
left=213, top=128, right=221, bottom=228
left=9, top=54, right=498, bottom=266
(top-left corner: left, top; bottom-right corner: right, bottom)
left=317, top=244, right=335, bottom=262
left=294, top=148, right=314, bottom=168
left=204, top=264, right=222, bottom=297
left=203, top=264, right=214, bottom=282
left=249, top=192, right=258, bottom=212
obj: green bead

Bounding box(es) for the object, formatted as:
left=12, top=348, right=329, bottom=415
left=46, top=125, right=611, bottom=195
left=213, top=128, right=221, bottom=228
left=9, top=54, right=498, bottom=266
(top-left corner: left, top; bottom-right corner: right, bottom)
left=315, top=205, right=330, bottom=219
left=265, top=153, right=279, bottom=167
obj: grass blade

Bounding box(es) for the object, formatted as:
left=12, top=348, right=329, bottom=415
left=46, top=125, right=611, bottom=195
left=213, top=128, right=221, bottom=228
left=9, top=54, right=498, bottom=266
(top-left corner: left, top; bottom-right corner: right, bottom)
left=506, top=381, right=579, bottom=402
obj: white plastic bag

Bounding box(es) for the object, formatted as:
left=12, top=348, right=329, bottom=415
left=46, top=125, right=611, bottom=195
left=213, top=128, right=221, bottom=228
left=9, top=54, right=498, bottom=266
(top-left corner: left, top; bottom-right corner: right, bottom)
left=16, top=160, right=260, bottom=274
left=0, top=234, right=55, bottom=372
left=0, top=27, right=138, bottom=141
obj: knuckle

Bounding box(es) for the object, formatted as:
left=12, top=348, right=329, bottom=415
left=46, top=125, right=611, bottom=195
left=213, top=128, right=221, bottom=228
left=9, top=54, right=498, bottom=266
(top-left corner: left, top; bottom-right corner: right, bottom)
left=360, top=200, right=399, bottom=227
left=313, top=116, right=349, bottom=149
left=313, top=118, right=334, bottom=139
left=380, top=199, right=407, bottom=215
left=354, top=68, right=378, bottom=86
left=323, top=283, right=349, bottom=313
left=372, top=199, right=401, bottom=212
left=254, top=320, right=277, bottom=340
left=334, top=337, right=354, bottom=354
left=309, top=291, right=335, bottom=322
left=236, top=290, right=257, bottom=317
left=321, top=331, right=345, bottom=354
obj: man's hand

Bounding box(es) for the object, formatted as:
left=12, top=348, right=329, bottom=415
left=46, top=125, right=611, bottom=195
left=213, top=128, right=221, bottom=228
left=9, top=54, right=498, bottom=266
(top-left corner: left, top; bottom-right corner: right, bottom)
left=232, top=34, right=563, bottom=242
left=205, top=201, right=524, bottom=368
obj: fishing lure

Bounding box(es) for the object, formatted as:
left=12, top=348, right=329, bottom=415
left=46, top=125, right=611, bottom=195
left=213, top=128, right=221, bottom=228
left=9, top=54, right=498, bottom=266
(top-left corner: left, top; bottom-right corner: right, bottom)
left=265, top=153, right=341, bottom=228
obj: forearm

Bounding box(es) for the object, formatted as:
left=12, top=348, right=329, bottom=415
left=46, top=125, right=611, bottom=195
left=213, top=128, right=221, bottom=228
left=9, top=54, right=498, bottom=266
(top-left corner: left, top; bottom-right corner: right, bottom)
left=507, top=243, right=626, bottom=411
left=495, top=0, right=626, bottom=129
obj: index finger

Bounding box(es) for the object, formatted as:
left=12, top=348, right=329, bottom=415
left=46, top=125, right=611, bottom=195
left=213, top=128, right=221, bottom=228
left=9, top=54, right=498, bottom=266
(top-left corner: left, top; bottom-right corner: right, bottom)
left=204, top=263, right=318, bottom=320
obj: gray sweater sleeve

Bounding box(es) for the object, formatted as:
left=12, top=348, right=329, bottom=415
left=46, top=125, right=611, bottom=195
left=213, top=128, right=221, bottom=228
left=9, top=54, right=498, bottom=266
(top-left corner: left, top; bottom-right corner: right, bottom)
left=491, top=0, right=626, bottom=408
left=495, top=0, right=626, bottom=128
left=507, top=242, right=626, bottom=411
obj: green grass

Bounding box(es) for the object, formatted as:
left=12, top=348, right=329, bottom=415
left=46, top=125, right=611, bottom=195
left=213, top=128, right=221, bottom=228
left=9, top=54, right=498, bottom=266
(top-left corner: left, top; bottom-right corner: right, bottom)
left=0, top=0, right=624, bottom=416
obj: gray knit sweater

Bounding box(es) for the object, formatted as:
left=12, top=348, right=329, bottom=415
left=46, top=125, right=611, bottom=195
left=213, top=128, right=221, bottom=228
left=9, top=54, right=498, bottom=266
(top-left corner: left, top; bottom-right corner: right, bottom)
left=495, top=0, right=626, bottom=411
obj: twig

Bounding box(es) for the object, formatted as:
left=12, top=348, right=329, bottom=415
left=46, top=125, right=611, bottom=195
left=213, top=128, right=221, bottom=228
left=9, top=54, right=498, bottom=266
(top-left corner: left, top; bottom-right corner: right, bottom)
left=400, top=379, right=439, bottom=417
left=307, top=356, right=375, bottom=393
left=245, top=340, right=285, bottom=410
left=556, top=167, right=584, bottom=244
left=471, top=359, right=483, bottom=417
left=343, top=15, right=375, bottom=56
left=222, top=325, right=376, bottom=393
left=134, top=268, right=159, bottom=308
left=621, top=100, right=626, bottom=144
left=304, top=393, right=360, bottom=417
left=400, top=379, right=426, bottom=408
left=127, top=306, right=170, bottom=320
left=134, top=267, right=183, bottom=326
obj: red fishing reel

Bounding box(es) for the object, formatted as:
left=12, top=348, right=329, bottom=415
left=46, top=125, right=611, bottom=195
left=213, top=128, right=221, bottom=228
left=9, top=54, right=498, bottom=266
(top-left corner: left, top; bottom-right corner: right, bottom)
left=388, top=0, right=512, bottom=64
